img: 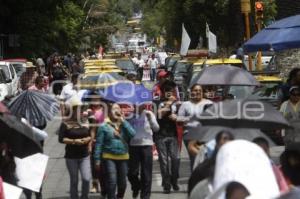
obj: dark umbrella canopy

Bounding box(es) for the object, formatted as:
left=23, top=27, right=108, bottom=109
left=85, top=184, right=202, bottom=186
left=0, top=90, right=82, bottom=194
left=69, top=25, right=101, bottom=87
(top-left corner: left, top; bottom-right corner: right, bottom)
left=197, top=99, right=290, bottom=131
left=0, top=113, right=42, bottom=158
left=183, top=123, right=275, bottom=146
left=244, top=15, right=300, bottom=52
left=189, top=65, right=259, bottom=87
left=8, top=90, right=59, bottom=127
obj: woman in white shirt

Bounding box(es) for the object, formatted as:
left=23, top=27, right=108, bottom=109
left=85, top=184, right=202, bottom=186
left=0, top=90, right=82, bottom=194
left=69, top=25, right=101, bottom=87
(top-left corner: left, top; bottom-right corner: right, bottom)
left=127, top=105, right=159, bottom=199
left=177, top=84, right=213, bottom=171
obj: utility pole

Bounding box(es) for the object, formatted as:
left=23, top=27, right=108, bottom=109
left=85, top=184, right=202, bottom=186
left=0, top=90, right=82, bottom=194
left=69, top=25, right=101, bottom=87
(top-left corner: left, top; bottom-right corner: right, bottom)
left=255, top=1, right=264, bottom=71
left=241, top=0, right=253, bottom=71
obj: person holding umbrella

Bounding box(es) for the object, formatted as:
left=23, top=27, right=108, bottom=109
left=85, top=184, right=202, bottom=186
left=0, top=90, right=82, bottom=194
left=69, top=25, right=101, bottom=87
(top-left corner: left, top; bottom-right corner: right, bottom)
left=177, top=83, right=213, bottom=171
left=94, top=103, right=135, bottom=199
left=58, top=96, right=92, bottom=199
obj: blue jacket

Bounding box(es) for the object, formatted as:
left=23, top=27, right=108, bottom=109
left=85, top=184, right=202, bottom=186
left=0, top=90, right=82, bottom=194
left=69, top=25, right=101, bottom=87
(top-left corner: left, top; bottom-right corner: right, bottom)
left=94, top=120, right=135, bottom=162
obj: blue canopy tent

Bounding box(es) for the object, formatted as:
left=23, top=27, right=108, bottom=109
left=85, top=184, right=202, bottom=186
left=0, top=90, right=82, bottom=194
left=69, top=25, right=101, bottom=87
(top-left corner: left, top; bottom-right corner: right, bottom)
left=244, top=15, right=300, bottom=53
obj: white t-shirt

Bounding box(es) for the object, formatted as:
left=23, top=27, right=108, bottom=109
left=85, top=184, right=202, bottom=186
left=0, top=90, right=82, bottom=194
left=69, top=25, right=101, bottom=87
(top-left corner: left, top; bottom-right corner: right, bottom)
left=129, top=110, right=159, bottom=146
left=177, top=99, right=213, bottom=135
left=147, top=58, right=159, bottom=69
left=60, top=83, right=77, bottom=101
left=135, top=59, right=145, bottom=68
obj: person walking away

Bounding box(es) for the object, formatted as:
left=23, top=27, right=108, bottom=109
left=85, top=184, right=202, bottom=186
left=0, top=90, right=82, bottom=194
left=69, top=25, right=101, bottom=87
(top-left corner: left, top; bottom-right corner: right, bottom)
left=135, top=54, right=145, bottom=81
left=156, top=82, right=180, bottom=194
left=94, top=103, right=135, bottom=199
left=58, top=97, right=92, bottom=199
left=177, top=84, right=213, bottom=171
left=147, top=54, right=159, bottom=81
left=28, top=76, right=46, bottom=92
left=127, top=105, right=159, bottom=199
left=280, top=86, right=300, bottom=145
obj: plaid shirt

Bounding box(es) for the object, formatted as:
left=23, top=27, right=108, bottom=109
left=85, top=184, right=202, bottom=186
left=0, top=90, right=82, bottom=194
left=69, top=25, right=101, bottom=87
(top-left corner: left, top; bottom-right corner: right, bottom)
left=20, top=69, right=38, bottom=90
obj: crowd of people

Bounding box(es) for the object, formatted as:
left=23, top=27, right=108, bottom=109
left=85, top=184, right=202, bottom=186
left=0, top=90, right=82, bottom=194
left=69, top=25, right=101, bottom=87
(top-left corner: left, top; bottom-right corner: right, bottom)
left=1, top=51, right=300, bottom=199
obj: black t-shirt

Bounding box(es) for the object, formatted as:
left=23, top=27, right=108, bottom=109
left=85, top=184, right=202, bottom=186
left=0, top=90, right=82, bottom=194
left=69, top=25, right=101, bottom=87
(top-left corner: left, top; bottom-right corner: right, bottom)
left=59, top=122, right=90, bottom=159
left=157, top=101, right=178, bottom=138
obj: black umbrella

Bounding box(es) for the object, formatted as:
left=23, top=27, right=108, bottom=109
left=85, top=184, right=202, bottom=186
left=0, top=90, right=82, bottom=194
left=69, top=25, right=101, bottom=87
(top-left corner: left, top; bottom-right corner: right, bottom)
left=189, top=65, right=260, bottom=87
left=183, top=123, right=275, bottom=146
left=0, top=113, right=42, bottom=158
left=8, top=90, right=59, bottom=127
left=196, top=99, right=290, bottom=131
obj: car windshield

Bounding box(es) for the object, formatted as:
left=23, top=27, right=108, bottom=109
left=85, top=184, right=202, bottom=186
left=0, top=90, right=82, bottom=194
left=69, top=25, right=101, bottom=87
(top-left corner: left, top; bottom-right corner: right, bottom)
left=174, top=62, right=191, bottom=74
left=228, top=86, right=254, bottom=99
left=0, top=65, right=10, bottom=79
left=116, top=60, right=135, bottom=71
left=12, top=63, right=26, bottom=76
left=251, top=82, right=280, bottom=100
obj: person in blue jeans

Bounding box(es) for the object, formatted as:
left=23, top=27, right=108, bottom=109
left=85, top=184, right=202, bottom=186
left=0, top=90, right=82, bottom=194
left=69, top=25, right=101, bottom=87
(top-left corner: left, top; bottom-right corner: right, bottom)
left=59, top=97, right=92, bottom=199
left=127, top=105, right=159, bottom=199
left=94, top=103, right=135, bottom=199
left=156, top=82, right=181, bottom=194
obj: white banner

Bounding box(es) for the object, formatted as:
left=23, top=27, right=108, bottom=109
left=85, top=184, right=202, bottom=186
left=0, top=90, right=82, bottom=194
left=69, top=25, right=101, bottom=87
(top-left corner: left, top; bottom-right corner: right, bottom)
left=3, top=182, right=23, bottom=199
left=15, top=153, right=49, bottom=192
left=180, top=24, right=191, bottom=56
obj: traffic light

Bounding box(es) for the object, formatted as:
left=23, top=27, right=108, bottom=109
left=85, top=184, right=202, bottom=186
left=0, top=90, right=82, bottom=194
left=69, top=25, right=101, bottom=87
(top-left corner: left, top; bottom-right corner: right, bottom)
left=255, top=1, right=264, bottom=21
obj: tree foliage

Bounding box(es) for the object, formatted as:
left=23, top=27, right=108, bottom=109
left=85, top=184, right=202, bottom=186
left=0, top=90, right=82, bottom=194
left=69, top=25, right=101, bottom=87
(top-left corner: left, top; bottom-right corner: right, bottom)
left=139, top=0, right=277, bottom=49
left=0, top=0, right=136, bottom=57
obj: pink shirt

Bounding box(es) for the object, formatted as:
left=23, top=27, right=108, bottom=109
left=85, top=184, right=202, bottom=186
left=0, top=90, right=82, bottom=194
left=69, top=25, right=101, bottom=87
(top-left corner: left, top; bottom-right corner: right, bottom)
left=28, top=85, right=45, bottom=92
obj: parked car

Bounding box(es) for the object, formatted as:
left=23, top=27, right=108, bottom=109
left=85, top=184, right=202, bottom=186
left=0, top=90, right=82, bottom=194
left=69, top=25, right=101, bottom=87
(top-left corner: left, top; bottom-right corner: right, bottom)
left=115, top=58, right=137, bottom=74
left=0, top=61, right=19, bottom=96
left=0, top=69, right=9, bottom=101
left=171, top=60, right=193, bottom=100
left=4, top=58, right=27, bottom=77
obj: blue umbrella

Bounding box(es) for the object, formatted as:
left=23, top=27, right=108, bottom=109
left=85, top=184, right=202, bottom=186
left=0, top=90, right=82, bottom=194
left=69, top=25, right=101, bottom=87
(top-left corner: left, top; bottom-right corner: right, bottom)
left=102, top=82, right=152, bottom=104
left=244, top=15, right=300, bottom=52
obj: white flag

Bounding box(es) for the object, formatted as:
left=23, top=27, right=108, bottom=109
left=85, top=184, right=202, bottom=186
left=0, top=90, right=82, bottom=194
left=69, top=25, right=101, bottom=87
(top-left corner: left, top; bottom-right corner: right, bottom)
left=206, top=22, right=210, bottom=38
left=208, top=31, right=217, bottom=53
left=180, top=24, right=191, bottom=56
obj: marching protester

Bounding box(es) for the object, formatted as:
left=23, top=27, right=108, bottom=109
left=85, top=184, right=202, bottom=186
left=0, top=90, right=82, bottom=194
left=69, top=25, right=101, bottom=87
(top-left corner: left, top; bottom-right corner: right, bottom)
left=127, top=104, right=159, bottom=199
left=94, top=103, right=135, bottom=199
left=156, top=81, right=180, bottom=194
left=135, top=53, right=145, bottom=81
left=188, top=130, right=234, bottom=197
left=147, top=54, right=159, bottom=81
left=280, top=86, right=300, bottom=145
left=59, top=96, right=92, bottom=199
left=177, top=84, right=213, bottom=171
left=28, top=76, right=46, bottom=92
